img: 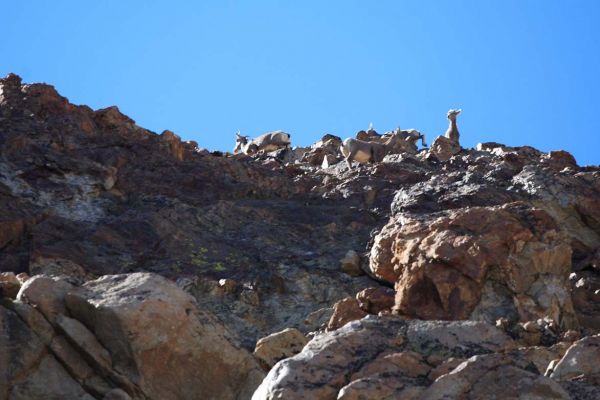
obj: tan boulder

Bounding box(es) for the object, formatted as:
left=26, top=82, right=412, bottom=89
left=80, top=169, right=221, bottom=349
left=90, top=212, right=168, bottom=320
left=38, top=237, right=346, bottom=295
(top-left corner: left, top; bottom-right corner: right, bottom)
left=16, top=275, right=75, bottom=324
left=55, top=314, right=113, bottom=371
left=254, top=328, right=308, bottom=368
left=10, top=301, right=56, bottom=344
left=327, top=297, right=368, bottom=331
left=65, top=273, right=265, bottom=400
left=428, top=135, right=461, bottom=161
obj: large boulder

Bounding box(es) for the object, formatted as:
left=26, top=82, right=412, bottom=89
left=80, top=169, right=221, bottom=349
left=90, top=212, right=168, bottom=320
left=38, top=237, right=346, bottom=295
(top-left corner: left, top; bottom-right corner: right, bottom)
left=370, top=202, right=578, bottom=329
left=550, top=335, right=600, bottom=381
left=421, top=353, right=570, bottom=399
left=252, top=316, right=514, bottom=399
left=65, top=273, right=265, bottom=400
left=0, top=304, right=94, bottom=400
left=253, top=328, right=308, bottom=369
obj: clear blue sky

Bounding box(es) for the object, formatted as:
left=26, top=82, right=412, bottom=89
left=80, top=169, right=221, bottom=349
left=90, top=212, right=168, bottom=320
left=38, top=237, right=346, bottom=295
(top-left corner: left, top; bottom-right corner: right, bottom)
left=2, top=1, right=599, bottom=165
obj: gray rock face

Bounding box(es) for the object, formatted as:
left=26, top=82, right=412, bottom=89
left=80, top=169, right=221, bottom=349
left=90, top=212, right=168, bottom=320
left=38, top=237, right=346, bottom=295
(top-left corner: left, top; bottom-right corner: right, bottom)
left=422, top=353, right=570, bottom=400
left=551, top=335, right=600, bottom=381
left=252, top=317, right=515, bottom=399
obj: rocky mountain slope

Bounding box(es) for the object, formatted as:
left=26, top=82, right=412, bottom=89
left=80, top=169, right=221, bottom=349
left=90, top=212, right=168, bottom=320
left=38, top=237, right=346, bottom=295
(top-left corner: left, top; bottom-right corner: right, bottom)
left=1, top=73, right=599, bottom=399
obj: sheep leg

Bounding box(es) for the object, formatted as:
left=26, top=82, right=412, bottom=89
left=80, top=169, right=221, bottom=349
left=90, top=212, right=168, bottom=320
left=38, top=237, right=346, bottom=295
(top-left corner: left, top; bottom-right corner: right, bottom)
left=345, top=151, right=356, bottom=169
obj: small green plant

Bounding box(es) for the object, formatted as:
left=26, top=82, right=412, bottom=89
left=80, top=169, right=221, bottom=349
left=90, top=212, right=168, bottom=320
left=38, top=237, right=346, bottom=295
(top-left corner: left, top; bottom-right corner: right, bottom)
left=213, top=262, right=226, bottom=272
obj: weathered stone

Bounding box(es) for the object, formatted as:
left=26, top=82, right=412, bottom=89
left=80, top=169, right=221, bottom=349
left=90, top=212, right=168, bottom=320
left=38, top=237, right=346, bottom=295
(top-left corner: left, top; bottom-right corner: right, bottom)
left=103, top=388, right=132, bottom=400
left=252, top=317, right=514, bottom=399
left=0, top=304, right=47, bottom=391
left=16, top=275, right=75, bottom=324
left=338, top=376, right=425, bottom=400
left=340, top=250, right=364, bottom=277
left=421, top=353, right=570, bottom=399
left=371, top=203, right=577, bottom=329
left=551, top=334, right=600, bottom=381
left=327, top=297, right=368, bottom=331
left=429, top=135, right=461, bottom=161
left=55, top=314, right=112, bottom=371
left=428, top=357, right=465, bottom=381
left=254, top=328, right=308, bottom=368
left=10, top=301, right=56, bottom=344
left=351, top=351, right=431, bottom=380
left=0, top=271, right=20, bottom=298
left=49, top=335, right=96, bottom=382
left=66, top=273, right=265, bottom=400
left=8, top=354, right=94, bottom=400
left=355, top=286, right=395, bottom=314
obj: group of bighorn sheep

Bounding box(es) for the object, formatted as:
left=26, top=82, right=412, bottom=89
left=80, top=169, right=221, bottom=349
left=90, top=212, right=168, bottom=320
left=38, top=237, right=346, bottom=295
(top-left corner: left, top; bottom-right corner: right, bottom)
left=233, top=109, right=462, bottom=168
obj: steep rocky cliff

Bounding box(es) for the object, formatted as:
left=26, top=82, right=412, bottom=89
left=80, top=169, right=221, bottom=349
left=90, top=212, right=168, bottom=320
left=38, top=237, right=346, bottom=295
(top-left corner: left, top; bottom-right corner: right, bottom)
left=1, top=74, right=599, bottom=399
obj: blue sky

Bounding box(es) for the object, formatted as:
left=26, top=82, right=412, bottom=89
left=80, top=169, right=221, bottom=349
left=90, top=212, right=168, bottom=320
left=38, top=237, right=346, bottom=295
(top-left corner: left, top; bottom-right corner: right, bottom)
left=2, top=1, right=599, bottom=165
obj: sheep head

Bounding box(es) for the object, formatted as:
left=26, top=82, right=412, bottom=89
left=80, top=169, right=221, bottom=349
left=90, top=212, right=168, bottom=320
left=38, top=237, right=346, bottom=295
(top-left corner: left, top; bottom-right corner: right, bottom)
left=233, top=132, right=249, bottom=154
left=447, top=109, right=462, bottom=121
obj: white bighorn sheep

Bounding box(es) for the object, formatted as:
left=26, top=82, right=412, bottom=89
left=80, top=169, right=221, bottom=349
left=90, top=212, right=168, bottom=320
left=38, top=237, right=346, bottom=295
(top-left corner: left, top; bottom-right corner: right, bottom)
left=233, top=130, right=291, bottom=155
left=340, top=131, right=406, bottom=168
left=444, top=109, right=462, bottom=143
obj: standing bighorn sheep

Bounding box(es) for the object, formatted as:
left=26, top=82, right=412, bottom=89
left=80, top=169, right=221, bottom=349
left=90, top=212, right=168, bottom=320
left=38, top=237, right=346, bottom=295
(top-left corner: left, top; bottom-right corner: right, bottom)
left=444, top=109, right=462, bottom=143
left=233, top=131, right=291, bottom=155
left=340, top=131, right=407, bottom=168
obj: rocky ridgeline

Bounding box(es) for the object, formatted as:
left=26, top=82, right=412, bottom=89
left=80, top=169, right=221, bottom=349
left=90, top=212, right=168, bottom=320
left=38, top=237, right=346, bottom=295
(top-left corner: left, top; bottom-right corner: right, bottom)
left=1, top=73, right=599, bottom=399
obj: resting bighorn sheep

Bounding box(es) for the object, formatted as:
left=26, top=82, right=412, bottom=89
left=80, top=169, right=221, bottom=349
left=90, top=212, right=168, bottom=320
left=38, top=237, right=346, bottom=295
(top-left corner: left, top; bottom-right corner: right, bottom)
left=444, top=109, right=462, bottom=143
left=233, top=130, right=291, bottom=155
left=340, top=132, right=405, bottom=168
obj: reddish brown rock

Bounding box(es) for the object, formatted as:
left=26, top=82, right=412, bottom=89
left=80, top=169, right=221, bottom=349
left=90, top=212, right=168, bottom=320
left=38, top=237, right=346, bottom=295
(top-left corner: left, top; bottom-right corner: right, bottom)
left=371, top=202, right=577, bottom=329
left=355, top=286, right=395, bottom=314
left=327, top=297, right=368, bottom=331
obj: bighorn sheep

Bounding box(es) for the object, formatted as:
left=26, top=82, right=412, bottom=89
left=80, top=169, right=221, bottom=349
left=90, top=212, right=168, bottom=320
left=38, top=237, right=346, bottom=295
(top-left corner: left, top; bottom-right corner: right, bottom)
left=356, top=127, right=427, bottom=154
left=444, top=109, right=462, bottom=143
left=233, top=130, right=291, bottom=155
left=340, top=131, right=406, bottom=168
left=394, top=127, right=427, bottom=148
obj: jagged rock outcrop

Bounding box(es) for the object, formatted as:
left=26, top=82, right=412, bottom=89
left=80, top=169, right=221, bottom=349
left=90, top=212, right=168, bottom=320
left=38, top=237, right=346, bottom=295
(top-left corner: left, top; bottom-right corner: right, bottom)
left=2, top=73, right=600, bottom=398
left=371, top=202, right=577, bottom=328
